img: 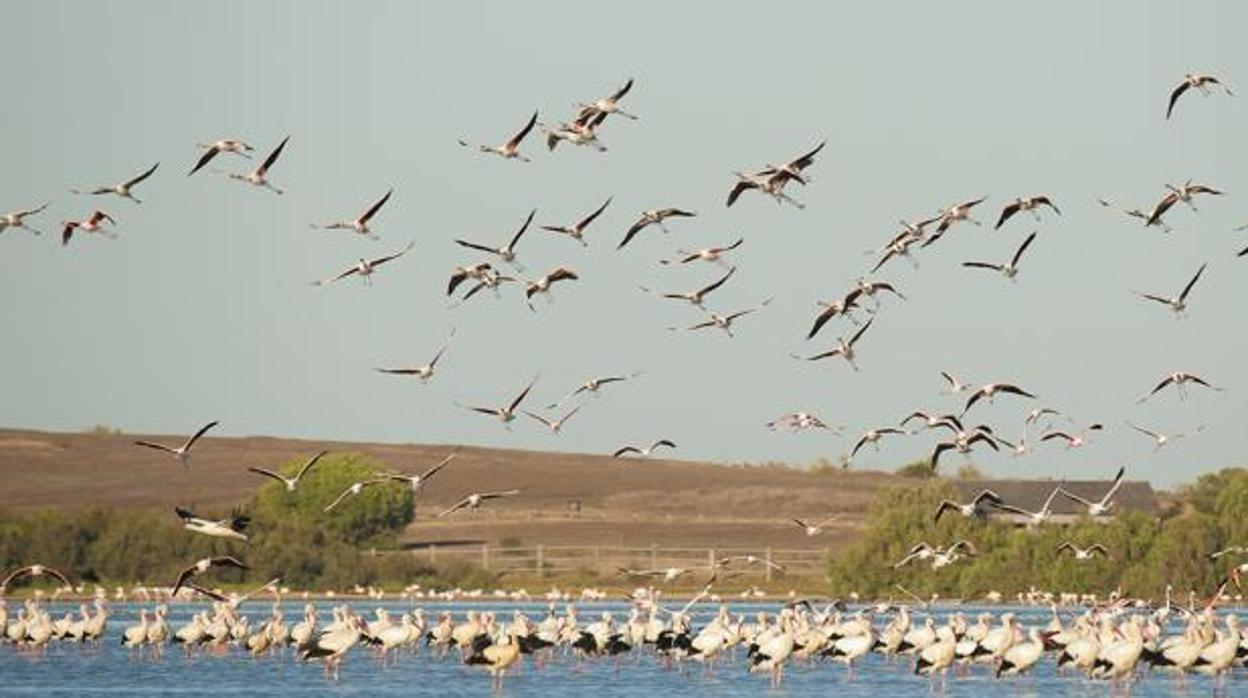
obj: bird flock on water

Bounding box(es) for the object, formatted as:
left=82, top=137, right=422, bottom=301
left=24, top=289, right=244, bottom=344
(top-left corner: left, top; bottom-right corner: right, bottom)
left=3, top=66, right=1248, bottom=688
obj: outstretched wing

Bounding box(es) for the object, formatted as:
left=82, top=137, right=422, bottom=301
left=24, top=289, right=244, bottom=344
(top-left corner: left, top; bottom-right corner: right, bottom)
left=294, top=450, right=330, bottom=481
left=183, top=420, right=220, bottom=451
left=125, top=162, right=160, bottom=188
left=359, top=189, right=393, bottom=224
left=259, top=136, right=290, bottom=176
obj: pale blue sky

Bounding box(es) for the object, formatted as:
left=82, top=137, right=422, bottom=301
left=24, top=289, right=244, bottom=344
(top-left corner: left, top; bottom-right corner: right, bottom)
left=1, top=2, right=1245, bottom=486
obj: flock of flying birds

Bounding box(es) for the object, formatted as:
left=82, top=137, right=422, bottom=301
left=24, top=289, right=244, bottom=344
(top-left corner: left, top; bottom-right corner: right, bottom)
left=3, top=66, right=1247, bottom=599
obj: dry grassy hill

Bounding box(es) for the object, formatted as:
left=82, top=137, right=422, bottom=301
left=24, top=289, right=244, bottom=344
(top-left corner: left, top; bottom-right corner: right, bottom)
left=0, top=428, right=902, bottom=552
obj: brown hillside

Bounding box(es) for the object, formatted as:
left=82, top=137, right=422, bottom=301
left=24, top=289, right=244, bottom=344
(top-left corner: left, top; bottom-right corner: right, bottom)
left=0, top=428, right=901, bottom=551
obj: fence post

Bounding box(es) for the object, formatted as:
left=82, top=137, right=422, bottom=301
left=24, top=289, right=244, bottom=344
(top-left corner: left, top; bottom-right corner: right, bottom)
left=482, top=544, right=490, bottom=571
left=429, top=544, right=437, bottom=565
left=765, top=547, right=773, bottom=583
left=708, top=549, right=715, bottom=570
left=536, top=545, right=545, bottom=578
left=650, top=543, right=658, bottom=570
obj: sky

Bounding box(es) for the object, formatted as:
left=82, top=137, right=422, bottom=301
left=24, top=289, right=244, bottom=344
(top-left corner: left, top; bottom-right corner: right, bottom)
left=1, top=2, right=1245, bottom=487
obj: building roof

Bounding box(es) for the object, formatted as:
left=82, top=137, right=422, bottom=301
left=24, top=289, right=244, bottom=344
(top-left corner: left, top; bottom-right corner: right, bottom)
left=952, top=478, right=1158, bottom=517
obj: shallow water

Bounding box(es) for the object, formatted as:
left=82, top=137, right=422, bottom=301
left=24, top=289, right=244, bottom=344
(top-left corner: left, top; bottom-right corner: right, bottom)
left=1, top=602, right=1242, bottom=696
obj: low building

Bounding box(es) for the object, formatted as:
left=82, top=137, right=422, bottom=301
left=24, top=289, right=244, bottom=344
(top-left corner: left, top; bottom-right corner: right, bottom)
left=952, top=478, right=1158, bottom=525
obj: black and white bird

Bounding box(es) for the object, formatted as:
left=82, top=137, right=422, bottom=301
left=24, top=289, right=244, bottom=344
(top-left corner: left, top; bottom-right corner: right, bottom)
left=228, top=136, right=290, bottom=194
left=662, top=237, right=745, bottom=266
left=806, top=289, right=864, bottom=340
left=1133, top=262, right=1206, bottom=317
left=525, top=267, right=578, bottom=309
left=460, top=377, right=538, bottom=425
left=934, top=490, right=1003, bottom=522
left=643, top=266, right=736, bottom=308
left=447, top=263, right=496, bottom=297
left=989, top=486, right=1064, bottom=525
left=171, top=556, right=247, bottom=597
left=458, top=111, right=539, bottom=162
left=0, top=202, right=49, bottom=236
left=133, top=421, right=219, bottom=467
left=576, top=78, right=638, bottom=123
left=323, top=478, right=392, bottom=513
left=961, top=231, right=1037, bottom=280
left=1147, top=181, right=1223, bottom=226
left=1098, top=197, right=1172, bottom=232
left=927, top=197, right=988, bottom=243
left=618, top=208, right=696, bottom=249
left=188, top=138, right=253, bottom=176
left=1040, top=423, right=1104, bottom=450
left=247, top=451, right=329, bottom=492
left=668, top=299, right=771, bottom=338
left=767, top=412, right=833, bottom=432
left=726, top=171, right=805, bottom=209
left=547, top=373, right=641, bottom=409
left=383, top=452, right=456, bottom=493
left=0, top=564, right=72, bottom=593
left=794, top=318, right=874, bottom=371
left=72, top=163, right=159, bottom=204
left=940, top=372, right=973, bottom=396
left=962, top=382, right=1036, bottom=415
left=311, top=189, right=393, bottom=240
left=175, top=507, right=249, bottom=542
left=755, top=140, right=826, bottom=189
left=995, top=196, right=1060, bottom=229
left=1166, top=73, right=1234, bottom=120
left=1057, top=466, right=1125, bottom=516
left=523, top=406, right=582, bottom=435
left=313, top=242, right=414, bottom=286
left=1125, top=422, right=1203, bottom=451
left=540, top=197, right=612, bottom=246
left=455, top=209, right=535, bottom=269
left=375, top=329, right=455, bottom=383
left=846, top=427, right=908, bottom=464
left=1056, top=542, right=1107, bottom=561
left=791, top=516, right=838, bottom=537
left=929, top=427, right=999, bottom=470
left=1136, top=371, right=1222, bottom=403
left=437, top=490, right=521, bottom=517
left=612, top=439, right=677, bottom=458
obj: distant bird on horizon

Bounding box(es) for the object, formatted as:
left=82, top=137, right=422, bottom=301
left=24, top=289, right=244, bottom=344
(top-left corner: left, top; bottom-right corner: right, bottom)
left=188, top=139, right=252, bottom=176
left=1136, top=371, right=1222, bottom=403
left=0, top=202, right=50, bottom=236
left=1057, top=466, right=1125, bottom=516
left=767, top=412, right=833, bottom=432
left=455, top=209, right=535, bottom=270
left=612, top=439, right=677, bottom=458
left=375, top=329, right=455, bottom=383
left=247, top=450, right=329, bottom=492
left=540, top=197, right=612, bottom=246
left=60, top=210, right=116, bottom=246
left=437, top=490, right=521, bottom=518
left=132, top=420, right=219, bottom=467
left=311, top=189, right=394, bottom=240
left=313, top=242, right=414, bottom=286
left=72, top=162, right=159, bottom=204
left=458, top=111, right=539, bottom=162
left=1133, top=262, right=1206, bottom=318
left=618, top=208, right=695, bottom=249
left=227, top=136, right=290, bottom=194
left=961, top=231, right=1037, bottom=280
left=175, top=506, right=249, bottom=542
left=1166, top=73, right=1233, bottom=120
left=995, top=196, right=1060, bottom=229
